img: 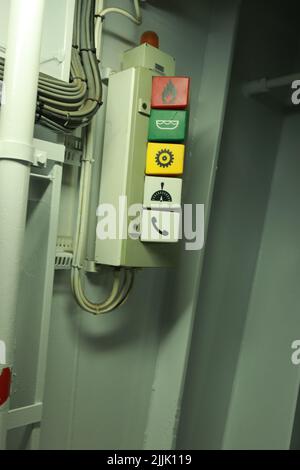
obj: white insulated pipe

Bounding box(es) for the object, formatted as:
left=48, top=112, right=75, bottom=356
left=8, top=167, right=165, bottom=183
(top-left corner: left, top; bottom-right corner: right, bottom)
left=0, top=0, right=45, bottom=449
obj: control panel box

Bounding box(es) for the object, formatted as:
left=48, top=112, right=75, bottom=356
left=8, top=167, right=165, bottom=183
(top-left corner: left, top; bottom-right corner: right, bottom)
left=122, top=43, right=175, bottom=77
left=95, top=67, right=178, bottom=268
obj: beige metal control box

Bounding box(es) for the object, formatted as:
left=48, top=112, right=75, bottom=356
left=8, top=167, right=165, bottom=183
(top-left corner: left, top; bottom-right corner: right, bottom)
left=95, top=66, right=179, bottom=268
left=122, top=43, right=176, bottom=76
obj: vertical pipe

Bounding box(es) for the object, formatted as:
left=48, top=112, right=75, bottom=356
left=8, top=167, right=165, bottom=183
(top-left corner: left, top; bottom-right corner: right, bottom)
left=0, top=0, right=45, bottom=449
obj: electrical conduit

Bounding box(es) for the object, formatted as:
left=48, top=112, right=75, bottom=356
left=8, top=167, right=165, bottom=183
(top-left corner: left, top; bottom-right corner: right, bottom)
left=0, top=0, right=45, bottom=449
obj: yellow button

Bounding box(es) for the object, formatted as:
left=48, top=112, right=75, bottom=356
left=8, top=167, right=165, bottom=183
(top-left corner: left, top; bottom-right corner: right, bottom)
left=146, top=143, right=185, bottom=176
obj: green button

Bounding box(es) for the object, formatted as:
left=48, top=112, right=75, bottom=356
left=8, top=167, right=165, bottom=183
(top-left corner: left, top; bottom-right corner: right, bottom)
left=148, top=110, right=188, bottom=143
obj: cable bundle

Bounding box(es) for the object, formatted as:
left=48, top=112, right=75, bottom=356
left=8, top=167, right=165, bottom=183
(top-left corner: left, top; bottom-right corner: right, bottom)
left=0, top=0, right=102, bottom=134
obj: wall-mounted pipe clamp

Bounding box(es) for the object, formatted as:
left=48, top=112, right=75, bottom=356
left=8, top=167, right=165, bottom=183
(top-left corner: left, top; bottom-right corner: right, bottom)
left=0, top=140, right=35, bottom=164
left=0, top=141, right=50, bottom=167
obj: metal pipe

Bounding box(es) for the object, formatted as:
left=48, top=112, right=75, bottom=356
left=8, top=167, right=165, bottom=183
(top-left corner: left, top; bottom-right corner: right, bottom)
left=243, top=73, right=300, bottom=96
left=0, top=0, right=45, bottom=449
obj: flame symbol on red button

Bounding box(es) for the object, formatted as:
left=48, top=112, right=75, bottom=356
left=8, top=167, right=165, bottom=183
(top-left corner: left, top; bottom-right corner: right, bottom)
left=0, top=368, right=11, bottom=407
left=162, top=80, right=177, bottom=105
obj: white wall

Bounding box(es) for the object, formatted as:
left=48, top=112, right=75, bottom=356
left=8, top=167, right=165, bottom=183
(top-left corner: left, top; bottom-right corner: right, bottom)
left=222, top=113, right=300, bottom=449
left=178, top=86, right=282, bottom=449
left=178, top=0, right=300, bottom=450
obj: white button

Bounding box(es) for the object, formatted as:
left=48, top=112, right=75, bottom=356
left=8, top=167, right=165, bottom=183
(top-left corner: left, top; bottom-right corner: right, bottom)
left=140, top=209, right=181, bottom=243
left=143, top=176, right=182, bottom=209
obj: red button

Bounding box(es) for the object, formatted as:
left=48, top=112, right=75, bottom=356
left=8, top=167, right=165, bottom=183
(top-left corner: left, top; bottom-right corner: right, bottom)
left=0, top=368, right=11, bottom=406
left=151, top=77, right=190, bottom=109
